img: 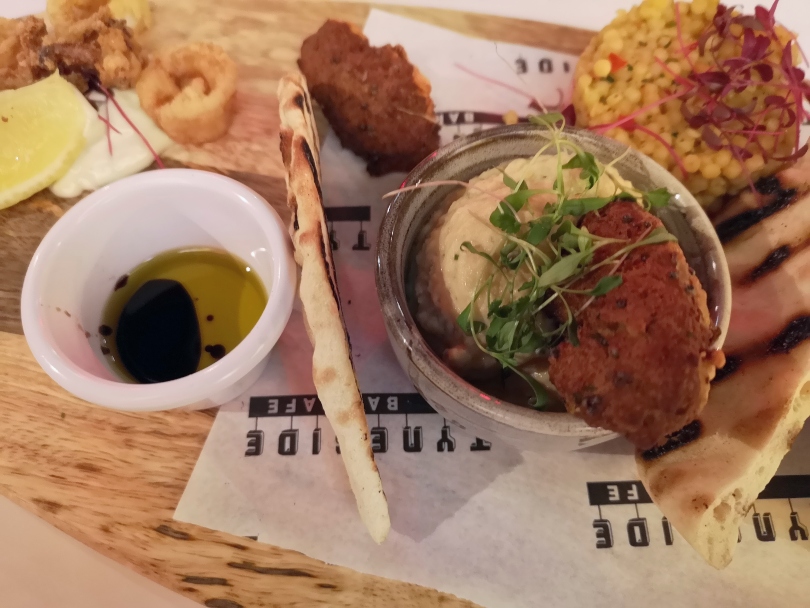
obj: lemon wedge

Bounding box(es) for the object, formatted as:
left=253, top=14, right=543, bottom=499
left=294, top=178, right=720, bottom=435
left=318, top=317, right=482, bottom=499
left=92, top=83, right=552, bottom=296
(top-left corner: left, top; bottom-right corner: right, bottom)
left=109, top=0, right=152, bottom=33
left=0, top=74, right=88, bottom=210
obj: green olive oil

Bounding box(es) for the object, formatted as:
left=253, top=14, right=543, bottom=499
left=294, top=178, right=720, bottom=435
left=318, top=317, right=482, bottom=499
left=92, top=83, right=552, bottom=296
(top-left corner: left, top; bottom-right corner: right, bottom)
left=100, top=247, right=268, bottom=383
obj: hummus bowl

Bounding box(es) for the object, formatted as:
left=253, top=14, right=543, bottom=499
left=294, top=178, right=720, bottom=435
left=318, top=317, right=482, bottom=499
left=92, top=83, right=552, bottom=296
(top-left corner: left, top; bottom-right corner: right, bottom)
left=376, top=124, right=731, bottom=452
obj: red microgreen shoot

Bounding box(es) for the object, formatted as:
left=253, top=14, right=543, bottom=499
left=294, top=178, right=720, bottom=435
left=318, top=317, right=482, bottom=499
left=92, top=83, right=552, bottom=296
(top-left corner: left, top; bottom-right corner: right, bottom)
left=97, top=113, right=121, bottom=135
left=97, top=84, right=165, bottom=169
left=104, top=101, right=113, bottom=156
left=586, top=0, right=809, bottom=199
left=589, top=86, right=693, bottom=133
left=455, top=62, right=539, bottom=103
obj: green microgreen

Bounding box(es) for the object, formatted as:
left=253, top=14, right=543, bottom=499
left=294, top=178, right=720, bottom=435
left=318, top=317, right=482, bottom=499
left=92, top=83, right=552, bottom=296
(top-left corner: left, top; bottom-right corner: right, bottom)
left=381, top=120, right=676, bottom=410
left=561, top=150, right=600, bottom=188
left=529, top=112, right=565, bottom=128
left=642, top=187, right=671, bottom=210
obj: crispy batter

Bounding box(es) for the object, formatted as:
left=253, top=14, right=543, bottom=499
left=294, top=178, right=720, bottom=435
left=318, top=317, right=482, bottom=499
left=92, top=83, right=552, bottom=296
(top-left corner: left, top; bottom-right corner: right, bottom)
left=39, top=6, right=144, bottom=91
left=136, top=42, right=237, bottom=144
left=0, top=17, right=48, bottom=90
left=549, top=201, right=722, bottom=450
left=298, top=19, right=440, bottom=176
left=47, top=0, right=107, bottom=32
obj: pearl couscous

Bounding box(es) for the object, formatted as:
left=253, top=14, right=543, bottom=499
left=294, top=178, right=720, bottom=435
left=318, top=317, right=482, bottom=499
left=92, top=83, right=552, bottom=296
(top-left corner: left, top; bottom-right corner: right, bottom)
left=573, top=0, right=803, bottom=207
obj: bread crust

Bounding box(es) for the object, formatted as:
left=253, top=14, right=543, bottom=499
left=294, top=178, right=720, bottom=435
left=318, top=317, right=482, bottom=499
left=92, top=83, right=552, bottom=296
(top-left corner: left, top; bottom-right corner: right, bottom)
left=278, top=72, right=390, bottom=543
left=637, top=168, right=810, bottom=568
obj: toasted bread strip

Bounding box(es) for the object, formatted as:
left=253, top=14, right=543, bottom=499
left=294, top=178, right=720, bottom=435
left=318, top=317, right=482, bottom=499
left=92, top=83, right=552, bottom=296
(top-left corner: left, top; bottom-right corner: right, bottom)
left=278, top=72, right=390, bottom=543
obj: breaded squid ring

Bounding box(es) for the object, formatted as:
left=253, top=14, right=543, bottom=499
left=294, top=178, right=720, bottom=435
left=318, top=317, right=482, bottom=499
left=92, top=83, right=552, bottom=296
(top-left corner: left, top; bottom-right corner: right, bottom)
left=136, top=42, right=237, bottom=145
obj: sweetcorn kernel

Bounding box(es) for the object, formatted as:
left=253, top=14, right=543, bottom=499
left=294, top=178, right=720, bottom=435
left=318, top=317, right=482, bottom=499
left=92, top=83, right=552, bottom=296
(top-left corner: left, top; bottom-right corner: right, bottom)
left=578, top=74, right=593, bottom=89
left=691, top=0, right=708, bottom=16
left=708, top=177, right=727, bottom=196
left=616, top=100, right=635, bottom=115
left=759, top=135, right=775, bottom=150
left=722, top=160, right=742, bottom=180
left=683, top=154, right=701, bottom=173
left=624, top=88, right=642, bottom=103
left=640, top=140, right=657, bottom=156
left=593, top=59, right=612, bottom=78
left=632, top=63, right=650, bottom=79
left=675, top=137, right=696, bottom=155
left=689, top=175, right=709, bottom=192
left=502, top=110, right=519, bottom=125
left=713, top=149, right=732, bottom=167
left=582, top=89, right=600, bottom=106
left=639, top=5, right=657, bottom=20
left=745, top=153, right=765, bottom=172
left=648, top=18, right=666, bottom=32
left=594, top=80, right=611, bottom=96
left=611, top=129, right=631, bottom=145
left=700, top=163, right=722, bottom=180
left=652, top=147, right=671, bottom=166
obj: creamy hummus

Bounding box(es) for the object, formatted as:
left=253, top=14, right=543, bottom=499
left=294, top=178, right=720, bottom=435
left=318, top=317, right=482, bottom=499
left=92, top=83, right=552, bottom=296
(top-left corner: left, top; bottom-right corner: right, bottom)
left=414, top=152, right=634, bottom=377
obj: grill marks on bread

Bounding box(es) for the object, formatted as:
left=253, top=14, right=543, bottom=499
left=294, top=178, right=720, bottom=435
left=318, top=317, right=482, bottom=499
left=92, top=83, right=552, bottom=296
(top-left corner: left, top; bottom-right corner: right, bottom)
left=636, top=163, right=810, bottom=568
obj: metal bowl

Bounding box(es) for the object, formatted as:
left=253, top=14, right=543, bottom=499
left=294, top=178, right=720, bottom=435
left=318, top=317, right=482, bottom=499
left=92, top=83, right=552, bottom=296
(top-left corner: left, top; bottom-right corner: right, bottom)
left=376, top=124, right=731, bottom=452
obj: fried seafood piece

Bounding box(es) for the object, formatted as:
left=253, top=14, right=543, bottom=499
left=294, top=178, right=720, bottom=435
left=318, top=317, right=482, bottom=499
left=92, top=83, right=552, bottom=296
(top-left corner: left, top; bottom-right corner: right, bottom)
left=39, top=6, right=144, bottom=91
left=298, top=19, right=440, bottom=176
left=46, top=0, right=107, bottom=32
left=548, top=201, right=724, bottom=450
left=0, top=17, right=47, bottom=90
left=136, top=42, right=237, bottom=144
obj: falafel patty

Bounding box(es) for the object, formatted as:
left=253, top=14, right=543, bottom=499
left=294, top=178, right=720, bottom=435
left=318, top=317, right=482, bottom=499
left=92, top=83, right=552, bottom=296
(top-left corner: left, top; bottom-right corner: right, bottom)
left=549, top=201, right=724, bottom=449
left=298, top=19, right=440, bottom=176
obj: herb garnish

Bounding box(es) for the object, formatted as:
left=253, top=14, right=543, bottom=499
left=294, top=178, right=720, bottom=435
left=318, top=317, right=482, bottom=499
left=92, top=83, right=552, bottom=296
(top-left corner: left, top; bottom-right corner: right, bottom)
left=588, top=1, right=810, bottom=195
left=452, top=119, right=676, bottom=409
left=382, top=120, right=677, bottom=409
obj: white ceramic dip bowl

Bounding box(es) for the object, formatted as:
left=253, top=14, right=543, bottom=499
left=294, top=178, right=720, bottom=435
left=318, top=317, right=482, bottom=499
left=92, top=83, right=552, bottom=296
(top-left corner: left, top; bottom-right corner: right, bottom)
left=21, top=169, right=295, bottom=411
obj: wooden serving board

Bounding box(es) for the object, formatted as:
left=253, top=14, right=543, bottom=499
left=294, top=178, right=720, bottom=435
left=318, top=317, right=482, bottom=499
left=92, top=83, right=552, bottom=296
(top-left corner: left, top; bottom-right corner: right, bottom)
left=0, top=2, right=594, bottom=606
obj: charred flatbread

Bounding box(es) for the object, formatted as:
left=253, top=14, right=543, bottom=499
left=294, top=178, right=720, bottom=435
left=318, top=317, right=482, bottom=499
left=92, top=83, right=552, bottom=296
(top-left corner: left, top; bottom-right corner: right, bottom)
left=278, top=72, right=390, bottom=542
left=637, top=160, right=810, bottom=568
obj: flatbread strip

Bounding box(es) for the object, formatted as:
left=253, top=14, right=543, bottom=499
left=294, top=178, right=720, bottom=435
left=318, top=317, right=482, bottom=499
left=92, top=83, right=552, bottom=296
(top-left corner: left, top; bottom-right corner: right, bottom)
left=637, top=160, right=810, bottom=568
left=278, top=72, right=390, bottom=543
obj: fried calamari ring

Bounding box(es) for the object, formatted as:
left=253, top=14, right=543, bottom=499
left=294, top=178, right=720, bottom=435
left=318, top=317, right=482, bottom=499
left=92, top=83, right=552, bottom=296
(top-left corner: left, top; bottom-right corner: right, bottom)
left=136, top=42, right=237, bottom=145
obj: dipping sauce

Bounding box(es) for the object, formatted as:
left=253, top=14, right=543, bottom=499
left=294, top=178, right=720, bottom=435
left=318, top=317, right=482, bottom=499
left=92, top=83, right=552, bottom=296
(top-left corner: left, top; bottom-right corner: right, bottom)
left=100, top=248, right=268, bottom=383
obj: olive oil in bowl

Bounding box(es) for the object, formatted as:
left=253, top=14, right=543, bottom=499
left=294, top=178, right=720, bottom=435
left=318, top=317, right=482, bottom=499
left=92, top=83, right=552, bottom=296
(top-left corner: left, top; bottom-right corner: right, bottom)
left=100, top=248, right=268, bottom=383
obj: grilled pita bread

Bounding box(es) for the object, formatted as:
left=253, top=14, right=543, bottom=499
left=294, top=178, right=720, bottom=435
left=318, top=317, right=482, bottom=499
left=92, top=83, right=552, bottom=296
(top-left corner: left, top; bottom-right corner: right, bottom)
left=637, top=159, right=810, bottom=568
left=278, top=72, right=390, bottom=543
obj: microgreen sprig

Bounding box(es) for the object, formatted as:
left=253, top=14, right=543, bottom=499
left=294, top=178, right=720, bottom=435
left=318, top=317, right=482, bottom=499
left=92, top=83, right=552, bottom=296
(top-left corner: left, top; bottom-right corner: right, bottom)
left=454, top=119, right=677, bottom=409
left=380, top=119, right=677, bottom=410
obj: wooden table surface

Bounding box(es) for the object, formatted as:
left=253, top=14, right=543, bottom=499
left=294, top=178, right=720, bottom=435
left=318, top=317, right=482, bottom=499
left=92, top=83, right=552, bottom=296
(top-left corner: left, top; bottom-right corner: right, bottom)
left=0, top=2, right=594, bottom=606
